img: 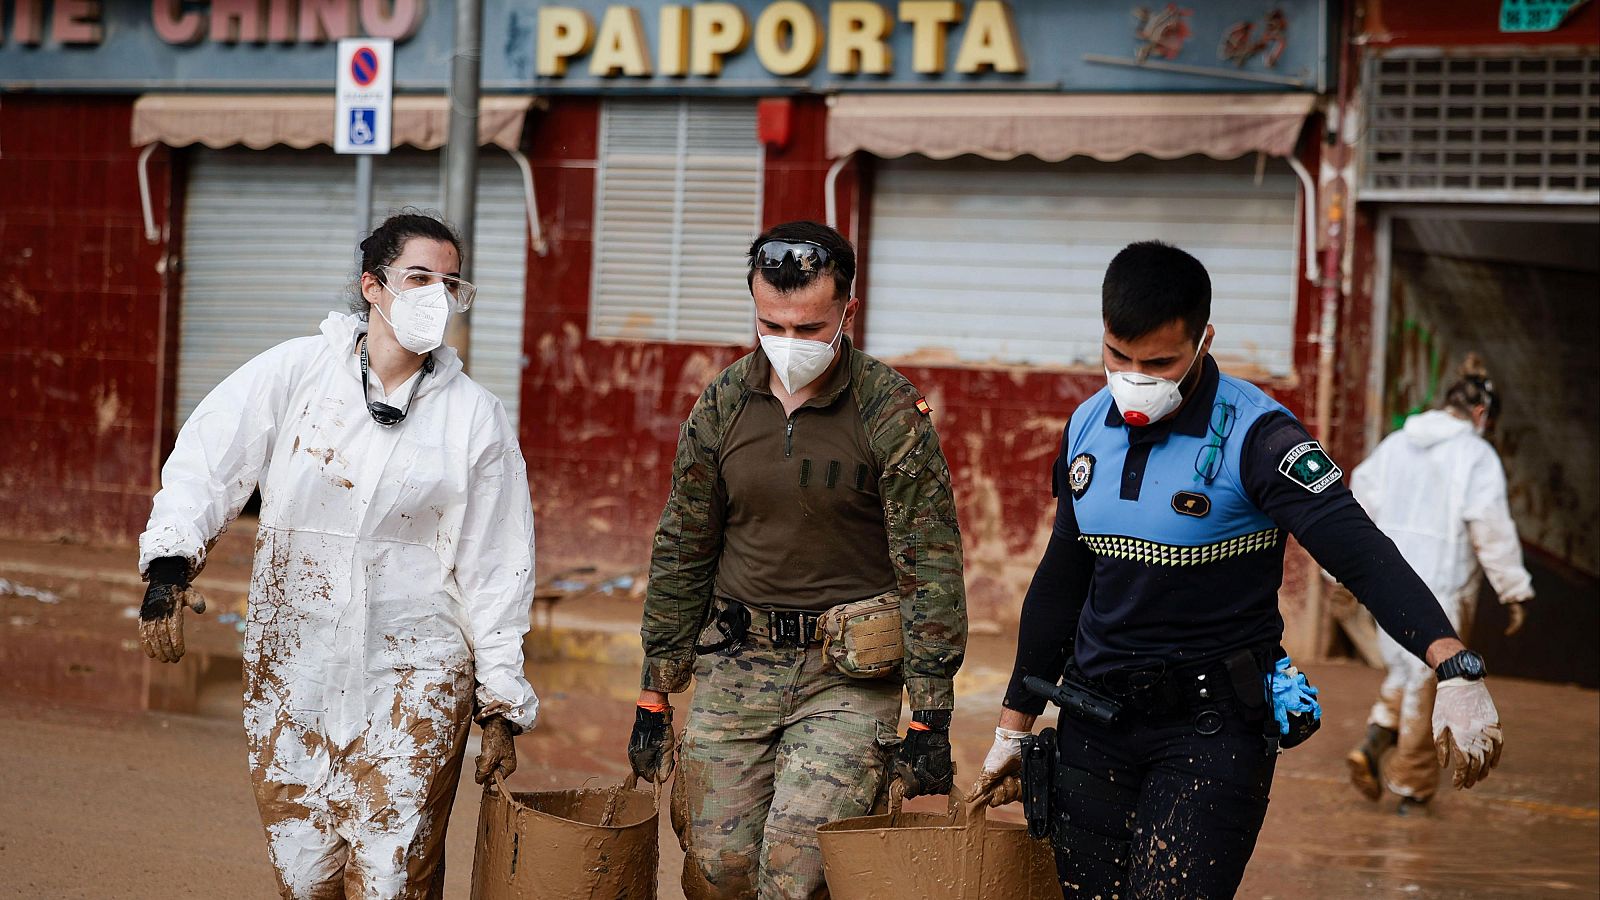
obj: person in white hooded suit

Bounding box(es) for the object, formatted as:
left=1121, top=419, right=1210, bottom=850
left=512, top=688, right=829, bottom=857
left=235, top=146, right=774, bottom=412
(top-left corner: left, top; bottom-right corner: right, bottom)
left=137, top=211, right=538, bottom=898
left=1344, top=353, right=1533, bottom=813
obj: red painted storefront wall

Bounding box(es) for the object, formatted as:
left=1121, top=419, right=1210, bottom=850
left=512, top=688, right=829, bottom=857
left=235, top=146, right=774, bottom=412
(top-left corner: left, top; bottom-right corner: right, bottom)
left=0, top=91, right=1332, bottom=630
left=0, top=96, right=173, bottom=543
left=519, top=96, right=1327, bottom=626
left=1363, top=0, right=1600, bottom=46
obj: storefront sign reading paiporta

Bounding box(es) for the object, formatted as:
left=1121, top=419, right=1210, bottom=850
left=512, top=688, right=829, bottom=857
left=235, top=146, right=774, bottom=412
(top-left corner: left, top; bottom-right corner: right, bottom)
left=535, top=1, right=1026, bottom=78
left=1, top=0, right=1326, bottom=93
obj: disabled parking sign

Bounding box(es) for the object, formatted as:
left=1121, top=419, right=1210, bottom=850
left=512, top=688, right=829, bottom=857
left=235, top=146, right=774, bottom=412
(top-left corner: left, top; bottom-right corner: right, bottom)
left=348, top=108, right=377, bottom=146
left=335, top=39, right=393, bottom=154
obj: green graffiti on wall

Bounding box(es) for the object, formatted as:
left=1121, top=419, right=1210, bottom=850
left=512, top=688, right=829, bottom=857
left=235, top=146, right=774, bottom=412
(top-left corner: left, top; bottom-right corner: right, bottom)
left=1389, top=317, right=1449, bottom=432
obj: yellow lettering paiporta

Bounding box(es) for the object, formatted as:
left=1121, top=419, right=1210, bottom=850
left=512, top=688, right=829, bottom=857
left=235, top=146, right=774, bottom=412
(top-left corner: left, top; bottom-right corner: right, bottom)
left=828, top=1, right=892, bottom=75
left=590, top=6, right=651, bottom=76
left=900, top=0, right=961, bottom=74
left=659, top=5, right=691, bottom=76
left=537, top=7, right=596, bottom=77
left=754, top=1, right=822, bottom=76
left=955, top=0, right=1024, bottom=73
left=690, top=3, right=750, bottom=76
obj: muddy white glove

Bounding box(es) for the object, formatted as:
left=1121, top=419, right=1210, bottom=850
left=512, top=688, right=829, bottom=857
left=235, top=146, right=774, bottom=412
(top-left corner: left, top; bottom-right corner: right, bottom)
left=971, top=727, right=1031, bottom=806
left=1432, top=678, right=1503, bottom=790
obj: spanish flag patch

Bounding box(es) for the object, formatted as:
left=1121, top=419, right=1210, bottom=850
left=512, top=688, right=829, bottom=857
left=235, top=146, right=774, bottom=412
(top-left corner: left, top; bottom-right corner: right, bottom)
left=915, top=398, right=933, bottom=415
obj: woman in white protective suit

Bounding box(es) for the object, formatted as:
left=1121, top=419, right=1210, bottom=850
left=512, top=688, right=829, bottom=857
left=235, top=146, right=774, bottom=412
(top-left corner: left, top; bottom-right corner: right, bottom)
left=1343, top=353, right=1533, bottom=815
left=136, top=210, right=538, bottom=898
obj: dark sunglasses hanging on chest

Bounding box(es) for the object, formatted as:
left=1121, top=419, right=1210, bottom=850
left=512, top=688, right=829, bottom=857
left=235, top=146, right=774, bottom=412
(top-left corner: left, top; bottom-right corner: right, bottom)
left=361, top=335, right=433, bottom=427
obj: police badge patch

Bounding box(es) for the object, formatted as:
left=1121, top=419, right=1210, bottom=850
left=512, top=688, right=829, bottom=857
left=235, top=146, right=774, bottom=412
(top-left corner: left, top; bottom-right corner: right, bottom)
left=1278, top=441, right=1343, bottom=493
left=1068, top=453, right=1095, bottom=499
left=1171, top=490, right=1211, bottom=517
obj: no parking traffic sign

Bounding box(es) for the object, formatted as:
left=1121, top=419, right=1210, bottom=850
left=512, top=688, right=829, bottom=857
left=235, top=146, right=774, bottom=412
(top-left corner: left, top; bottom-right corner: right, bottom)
left=336, top=38, right=393, bottom=154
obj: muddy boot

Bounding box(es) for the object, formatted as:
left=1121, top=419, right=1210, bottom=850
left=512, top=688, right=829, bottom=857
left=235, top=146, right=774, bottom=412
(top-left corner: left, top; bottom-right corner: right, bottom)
left=1396, top=796, right=1432, bottom=817
left=1346, top=724, right=1397, bottom=802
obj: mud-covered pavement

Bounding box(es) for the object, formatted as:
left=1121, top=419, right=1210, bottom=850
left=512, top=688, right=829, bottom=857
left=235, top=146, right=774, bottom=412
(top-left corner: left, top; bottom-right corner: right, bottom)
left=1, top=540, right=1597, bottom=899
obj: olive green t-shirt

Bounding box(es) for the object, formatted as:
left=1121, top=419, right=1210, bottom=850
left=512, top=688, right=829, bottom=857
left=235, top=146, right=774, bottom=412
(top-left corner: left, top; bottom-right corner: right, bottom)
left=711, top=341, right=898, bottom=612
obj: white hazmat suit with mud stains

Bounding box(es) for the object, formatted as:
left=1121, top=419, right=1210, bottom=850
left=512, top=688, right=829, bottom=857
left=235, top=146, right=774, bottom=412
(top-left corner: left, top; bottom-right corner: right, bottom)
left=139, top=310, right=538, bottom=898
left=1350, top=407, right=1531, bottom=801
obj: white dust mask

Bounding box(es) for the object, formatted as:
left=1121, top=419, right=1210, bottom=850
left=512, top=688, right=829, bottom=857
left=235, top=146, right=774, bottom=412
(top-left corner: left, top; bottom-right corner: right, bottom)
left=759, top=318, right=844, bottom=394
left=1105, top=333, right=1207, bottom=427
left=375, top=281, right=451, bottom=354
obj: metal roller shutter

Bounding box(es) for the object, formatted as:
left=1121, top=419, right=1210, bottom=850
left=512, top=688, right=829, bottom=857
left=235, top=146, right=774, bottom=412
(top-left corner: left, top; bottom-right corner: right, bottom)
left=177, top=147, right=528, bottom=428
left=864, top=155, right=1300, bottom=378
left=590, top=99, right=762, bottom=344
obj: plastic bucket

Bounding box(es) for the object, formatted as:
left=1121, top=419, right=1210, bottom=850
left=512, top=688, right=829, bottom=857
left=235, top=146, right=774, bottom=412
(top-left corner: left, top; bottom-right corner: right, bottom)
left=817, top=784, right=1058, bottom=900
left=469, top=773, right=659, bottom=900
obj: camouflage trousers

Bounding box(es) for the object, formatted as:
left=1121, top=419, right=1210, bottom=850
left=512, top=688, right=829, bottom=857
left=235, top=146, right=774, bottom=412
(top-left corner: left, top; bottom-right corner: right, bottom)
left=673, top=629, right=901, bottom=900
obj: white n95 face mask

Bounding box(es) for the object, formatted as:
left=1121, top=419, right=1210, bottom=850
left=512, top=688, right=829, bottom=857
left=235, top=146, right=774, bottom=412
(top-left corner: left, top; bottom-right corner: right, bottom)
left=759, top=319, right=844, bottom=394
left=1105, top=333, right=1207, bottom=427
left=375, top=280, right=451, bottom=354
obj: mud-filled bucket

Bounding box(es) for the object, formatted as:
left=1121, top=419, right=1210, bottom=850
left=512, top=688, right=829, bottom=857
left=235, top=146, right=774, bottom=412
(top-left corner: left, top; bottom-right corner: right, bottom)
left=469, top=773, right=659, bottom=900
left=817, top=784, right=1058, bottom=900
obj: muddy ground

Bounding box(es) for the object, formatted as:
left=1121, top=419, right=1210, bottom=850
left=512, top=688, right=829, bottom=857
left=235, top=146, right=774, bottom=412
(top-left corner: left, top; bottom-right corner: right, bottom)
left=1, top=540, right=1597, bottom=899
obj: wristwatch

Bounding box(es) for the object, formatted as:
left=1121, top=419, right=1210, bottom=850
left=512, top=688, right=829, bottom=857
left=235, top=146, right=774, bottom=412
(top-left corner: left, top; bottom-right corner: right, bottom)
left=911, top=709, right=953, bottom=731
left=1434, top=649, right=1487, bottom=683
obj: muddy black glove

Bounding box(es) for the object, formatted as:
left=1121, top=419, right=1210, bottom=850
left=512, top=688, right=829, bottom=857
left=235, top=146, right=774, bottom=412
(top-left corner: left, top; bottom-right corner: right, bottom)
left=138, top=556, right=206, bottom=664
left=894, top=710, right=955, bottom=798
left=628, top=705, right=676, bottom=783
left=475, top=715, right=519, bottom=784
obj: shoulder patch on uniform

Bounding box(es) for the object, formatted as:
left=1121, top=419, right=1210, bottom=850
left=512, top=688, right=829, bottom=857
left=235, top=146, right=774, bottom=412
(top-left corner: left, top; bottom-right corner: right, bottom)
left=1068, top=453, right=1095, bottom=499
left=1277, top=441, right=1342, bottom=493
left=915, top=397, right=932, bottom=416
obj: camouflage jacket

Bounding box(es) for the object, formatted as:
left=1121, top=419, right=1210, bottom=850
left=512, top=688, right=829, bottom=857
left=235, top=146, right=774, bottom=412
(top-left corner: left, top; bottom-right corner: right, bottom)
left=640, top=345, right=967, bottom=711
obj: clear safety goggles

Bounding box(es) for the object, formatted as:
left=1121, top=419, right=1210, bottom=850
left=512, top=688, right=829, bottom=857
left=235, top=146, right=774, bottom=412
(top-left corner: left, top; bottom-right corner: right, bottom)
left=381, top=265, right=477, bottom=312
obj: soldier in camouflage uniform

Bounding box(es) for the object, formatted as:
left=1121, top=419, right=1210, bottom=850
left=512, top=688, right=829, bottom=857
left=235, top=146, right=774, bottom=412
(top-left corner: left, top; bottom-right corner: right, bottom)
left=625, top=221, right=967, bottom=900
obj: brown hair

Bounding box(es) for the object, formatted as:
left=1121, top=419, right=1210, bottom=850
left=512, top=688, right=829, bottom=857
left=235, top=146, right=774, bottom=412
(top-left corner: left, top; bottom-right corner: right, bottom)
left=1443, top=352, right=1500, bottom=422
left=746, top=220, right=856, bottom=302
left=348, top=208, right=464, bottom=315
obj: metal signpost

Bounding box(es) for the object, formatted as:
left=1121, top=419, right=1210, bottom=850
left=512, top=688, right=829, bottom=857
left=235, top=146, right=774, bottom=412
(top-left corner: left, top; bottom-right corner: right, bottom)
left=443, top=0, right=484, bottom=367
left=335, top=38, right=395, bottom=250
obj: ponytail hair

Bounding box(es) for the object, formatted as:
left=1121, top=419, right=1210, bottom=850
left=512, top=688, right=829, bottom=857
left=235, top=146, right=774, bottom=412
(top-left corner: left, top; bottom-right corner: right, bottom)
left=1443, top=352, right=1500, bottom=423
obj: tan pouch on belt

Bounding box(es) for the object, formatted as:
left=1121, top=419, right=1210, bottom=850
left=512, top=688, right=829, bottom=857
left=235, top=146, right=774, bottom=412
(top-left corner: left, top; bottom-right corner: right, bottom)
left=819, top=592, right=904, bottom=679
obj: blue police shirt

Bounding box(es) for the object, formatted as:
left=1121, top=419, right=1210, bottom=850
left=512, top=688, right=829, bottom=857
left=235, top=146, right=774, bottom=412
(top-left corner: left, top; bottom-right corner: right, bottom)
left=1002, top=356, right=1459, bottom=709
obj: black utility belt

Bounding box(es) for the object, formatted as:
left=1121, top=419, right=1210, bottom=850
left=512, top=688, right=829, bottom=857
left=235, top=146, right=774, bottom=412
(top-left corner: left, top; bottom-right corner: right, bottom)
left=1024, top=648, right=1274, bottom=728
left=1074, top=651, right=1265, bottom=718
left=1028, top=645, right=1321, bottom=753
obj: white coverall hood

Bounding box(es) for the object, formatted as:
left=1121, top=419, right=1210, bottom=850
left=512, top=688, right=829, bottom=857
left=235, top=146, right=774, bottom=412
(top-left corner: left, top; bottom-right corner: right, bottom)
left=1401, top=407, right=1474, bottom=449
left=140, top=311, right=537, bottom=894
left=320, top=309, right=464, bottom=397
left=1352, top=408, right=1534, bottom=616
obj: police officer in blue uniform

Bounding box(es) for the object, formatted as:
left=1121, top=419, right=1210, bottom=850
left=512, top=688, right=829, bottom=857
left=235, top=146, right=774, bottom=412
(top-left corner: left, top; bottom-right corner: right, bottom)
left=973, top=242, right=1506, bottom=898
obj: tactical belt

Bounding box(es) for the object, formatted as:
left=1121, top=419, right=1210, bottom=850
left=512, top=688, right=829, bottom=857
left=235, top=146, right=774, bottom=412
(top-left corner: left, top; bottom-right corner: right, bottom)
left=1071, top=645, right=1276, bottom=720
left=744, top=605, right=825, bottom=647
left=696, top=599, right=825, bottom=651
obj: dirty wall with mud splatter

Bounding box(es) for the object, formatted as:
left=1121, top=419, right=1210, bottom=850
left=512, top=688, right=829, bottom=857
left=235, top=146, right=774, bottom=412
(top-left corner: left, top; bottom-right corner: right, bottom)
left=0, top=95, right=176, bottom=544
left=518, top=97, right=1329, bottom=636
left=0, top=92, right=1332, bottom=637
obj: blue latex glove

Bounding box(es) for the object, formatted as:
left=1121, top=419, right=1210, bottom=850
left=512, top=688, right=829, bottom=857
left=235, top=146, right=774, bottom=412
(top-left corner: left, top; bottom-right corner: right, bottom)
left=1268, top=656, right=1322, bottom=736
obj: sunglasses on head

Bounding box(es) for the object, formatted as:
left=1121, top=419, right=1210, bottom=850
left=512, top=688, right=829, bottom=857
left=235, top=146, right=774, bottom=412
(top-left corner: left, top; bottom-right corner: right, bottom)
left=754, top=240, right=832, bottom=274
